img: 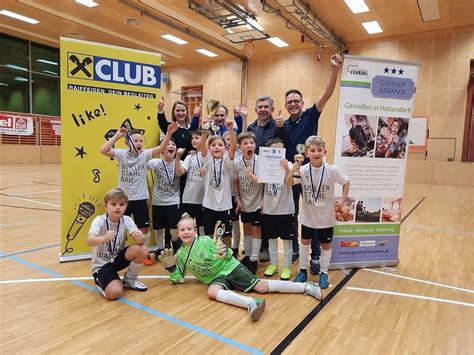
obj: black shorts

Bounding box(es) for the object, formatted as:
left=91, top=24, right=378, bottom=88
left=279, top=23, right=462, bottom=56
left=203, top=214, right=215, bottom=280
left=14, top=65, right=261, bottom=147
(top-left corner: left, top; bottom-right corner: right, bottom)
left=230, top=196, right=240, bottom=221
left=210, top=264, right=259, bottom=292
left=261, top=214, right=294, bottom=240
left=180, top=203, right=204, bottom=227
left=93, top=247, right=130, bottom=291
left=301, top=225, right=333, bottom=244
left=152, top=204, right=180, bottom=230
left=240, top=209, right=261, bottom=226
left=124, top=199, right=149, bottom=228
left=203, top=207, right=232, bottom=237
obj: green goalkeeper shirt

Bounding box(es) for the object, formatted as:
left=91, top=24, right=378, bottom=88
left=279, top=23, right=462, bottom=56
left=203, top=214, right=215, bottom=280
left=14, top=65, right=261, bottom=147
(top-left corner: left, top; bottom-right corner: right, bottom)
left=170, top=236, right=239, bottom=284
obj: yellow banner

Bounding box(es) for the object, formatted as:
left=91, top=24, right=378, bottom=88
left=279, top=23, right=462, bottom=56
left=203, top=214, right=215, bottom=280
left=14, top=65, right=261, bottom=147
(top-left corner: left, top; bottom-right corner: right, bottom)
left=60, top=38, right=160, bottom=261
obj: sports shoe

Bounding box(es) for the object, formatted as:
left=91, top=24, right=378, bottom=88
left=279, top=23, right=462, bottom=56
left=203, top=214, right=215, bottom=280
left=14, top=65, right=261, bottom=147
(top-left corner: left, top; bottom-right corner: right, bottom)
left=304, top=282, right=322, bottom=301
left=123, top=277, right=148, bottom=291
left=143, top=255, right=154, bottom=266
left=310, top=258, right=321, bottom=275
left=240, top=256, right=251, bottom=268
left=232, top=248, right=239, bottom=258
left=95, top=284, right=107, bottom=299
left=259, top=249, right=270, bottom=262
left=319, top=272, right=329, bottom=289
left=247, top=260, right=258, bottom=275
left=293, top=271, right=308, bottom=283
left=248, top=298, right=266, bottom=321
left=264, top=264, right=278, bottom=277
left=292, top=252, right=299, bottom=263
left=154, top=248, right=164, bottom=261
left=280, top=267, right=291, bottom=280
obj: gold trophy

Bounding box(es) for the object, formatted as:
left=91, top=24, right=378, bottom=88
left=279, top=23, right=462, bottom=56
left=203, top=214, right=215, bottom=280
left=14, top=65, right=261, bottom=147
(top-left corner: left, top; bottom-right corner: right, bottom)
left=293, top=144, right=305, bottom=178
left=204, top=98, right=221, bottom=135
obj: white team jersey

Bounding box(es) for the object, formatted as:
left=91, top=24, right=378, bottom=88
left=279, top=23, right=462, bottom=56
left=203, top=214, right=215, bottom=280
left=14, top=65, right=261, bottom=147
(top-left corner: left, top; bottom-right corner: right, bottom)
left=114, top=148, right=152, bottom=201
left=297, top=162, right=349, bottom=229
left=233, top=155, right=263, bottom=212
left=89, top=214, right=138, bottom=273
left=147, top=158, right=180, bottom=206
left=202, top=152, right=233, bottom=211
left=262, top=162, right=294, bottom=215
left=181, top=152, right=205, bottom=204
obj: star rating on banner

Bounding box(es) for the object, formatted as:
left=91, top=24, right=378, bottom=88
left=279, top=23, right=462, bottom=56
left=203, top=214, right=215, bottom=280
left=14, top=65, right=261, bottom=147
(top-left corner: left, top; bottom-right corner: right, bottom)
left=384, top=67, right=405, bottom=75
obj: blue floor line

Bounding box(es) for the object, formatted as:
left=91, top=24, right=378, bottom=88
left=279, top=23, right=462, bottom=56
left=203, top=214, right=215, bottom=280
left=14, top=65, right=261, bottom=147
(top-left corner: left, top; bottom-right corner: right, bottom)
left=0, top=243, right=59, bottom=258
left=2, top=253, right=263, bottom=355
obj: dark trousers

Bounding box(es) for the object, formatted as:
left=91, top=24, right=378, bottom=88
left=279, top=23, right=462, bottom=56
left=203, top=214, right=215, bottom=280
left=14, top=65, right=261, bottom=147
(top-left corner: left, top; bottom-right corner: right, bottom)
left=292, top=184, right=320, bottom=259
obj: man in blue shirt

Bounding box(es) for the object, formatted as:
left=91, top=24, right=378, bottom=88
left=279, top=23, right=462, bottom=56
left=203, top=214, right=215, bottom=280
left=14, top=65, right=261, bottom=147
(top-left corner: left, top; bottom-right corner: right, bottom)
left=283, top=54, right=344, bottom=271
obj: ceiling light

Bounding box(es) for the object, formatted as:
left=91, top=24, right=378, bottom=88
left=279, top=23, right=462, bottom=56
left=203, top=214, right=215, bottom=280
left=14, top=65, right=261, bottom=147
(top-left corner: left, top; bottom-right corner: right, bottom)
left=5, top=64, right=28, bottom=71
left=246, top=17, right=264, bottom=31
left=161, top=34, right=188, bottom=45
left=0, top=83, right=8, bottom=87
left=196, top=49, right=218, bottom=57
left=267, top=37, right=289, bottom=48
left=344, top=0, right=369, bottom=14
left=75, top=0, right=99, bottom=8
left=43, top=70, right=58, bottom=76
left=37, top=59, right=58, bottom=66
left=362, top=21, right=383, bottom=34
left=15, top=77, right=29, bottom=82
left=0, top=10, right=39, bottom=24
left=417, top=0, right=440, bottom=22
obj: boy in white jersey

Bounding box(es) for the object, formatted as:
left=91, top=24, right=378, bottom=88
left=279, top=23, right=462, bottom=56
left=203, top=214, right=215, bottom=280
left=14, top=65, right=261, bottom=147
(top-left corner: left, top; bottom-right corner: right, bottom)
left=147, top=138, right=181, bottom=258
left=158, top=214, right=322, bottom=322
left=261, top=138, right=295, bottom=280
left=100, top=122, right=178, bottom=266
left=175, top=129, right=206, bottom=236
left=291, top=136, right=350, bottom=288
left=200, top=119, right=236, bottom=248
left=234, top=132, right=263, bottom=275
left=87, top=188, right=148, bottom=300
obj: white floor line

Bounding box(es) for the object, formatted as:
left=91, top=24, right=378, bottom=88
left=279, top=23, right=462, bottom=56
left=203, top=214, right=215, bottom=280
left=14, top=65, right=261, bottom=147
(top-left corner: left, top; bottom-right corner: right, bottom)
left=381, top=266, right=397, bottom=273
left=363, top=268, right=474, bottom=294
left=403, top=223, right=473, bottom=235
left=2, top=195, right=61, bottom=208
left=0, top=275, right=196, bottom=284
left=347, top=286, right=474, bottom=308
left=13, top=190, right=60, bottom=196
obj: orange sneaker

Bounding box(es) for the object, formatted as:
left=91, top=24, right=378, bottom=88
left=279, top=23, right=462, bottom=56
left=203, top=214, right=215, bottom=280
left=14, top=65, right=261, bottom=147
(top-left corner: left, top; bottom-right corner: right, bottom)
left=143, top=255, right=154, bottom=266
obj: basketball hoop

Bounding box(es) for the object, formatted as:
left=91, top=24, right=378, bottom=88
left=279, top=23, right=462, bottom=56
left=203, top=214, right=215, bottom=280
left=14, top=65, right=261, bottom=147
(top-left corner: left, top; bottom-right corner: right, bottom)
left=244, top=39, right=255, bottom=58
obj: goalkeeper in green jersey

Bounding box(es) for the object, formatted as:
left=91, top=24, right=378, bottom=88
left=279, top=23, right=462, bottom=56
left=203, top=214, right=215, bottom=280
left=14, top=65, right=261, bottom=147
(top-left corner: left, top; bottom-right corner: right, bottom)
left=159, top=213, right=322, bottom=322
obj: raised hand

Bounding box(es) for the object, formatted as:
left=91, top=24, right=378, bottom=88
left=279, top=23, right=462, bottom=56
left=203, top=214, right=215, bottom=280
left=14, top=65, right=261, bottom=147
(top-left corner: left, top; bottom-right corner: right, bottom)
left=275, top=109, right=284, bottom=128
left=115, top=127, right=128, bottom=138
left=239, top=104, right=248, bottom=118
left=158, top=96, right=165, bottom=112
left=331, top=54, right=344, bottom=68
left=225, top=118, right=234, bottom=130
left=176, top=148, right=186, bottom=157
left=194, top=104, right=202, bottom=118
left=168, top=121, right=179, bottom=134
left=215, top=238, right=227, bottom=258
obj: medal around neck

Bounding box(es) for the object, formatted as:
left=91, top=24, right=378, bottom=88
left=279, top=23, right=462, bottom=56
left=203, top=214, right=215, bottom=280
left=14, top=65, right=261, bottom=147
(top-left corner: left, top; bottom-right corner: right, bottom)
left=293, top=144, right=305, bottom=178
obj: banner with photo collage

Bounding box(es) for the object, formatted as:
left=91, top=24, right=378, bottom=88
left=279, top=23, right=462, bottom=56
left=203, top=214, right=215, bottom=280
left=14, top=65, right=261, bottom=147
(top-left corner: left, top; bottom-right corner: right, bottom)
left=331, top=54, right=419, bottom=269
left=60, top=38, right=161, bottom=261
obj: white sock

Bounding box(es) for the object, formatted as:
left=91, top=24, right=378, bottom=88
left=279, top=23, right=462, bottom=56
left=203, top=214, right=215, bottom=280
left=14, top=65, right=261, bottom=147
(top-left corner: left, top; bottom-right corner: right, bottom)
left=268, top=238, right=279, bottom=265
left=320, top=248, right=332, bottom=274
left=154, top=229, right=164, bottom=249
left=244, top=235, right=252, bottom=256
left=198, top=226, right=205, bottom=236
left=125, top=261, right=142, bottom=279
left=232, top=221, right=241, bottom=248
left=266, top=280, right=305, bottom=293
left=250, top=238, right=262, bottom=262
left=216, top=289, right=253, bottom=309
left=299, top=243, right=310, bottom=270
left=170, top=228, right=178, bottom=242
left=283, top=240, right=293, bottom=268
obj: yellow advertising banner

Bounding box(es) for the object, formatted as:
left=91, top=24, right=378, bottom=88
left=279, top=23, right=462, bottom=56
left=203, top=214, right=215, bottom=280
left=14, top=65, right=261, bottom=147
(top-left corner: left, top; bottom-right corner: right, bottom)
left=60, top=38, right=160, bottom=261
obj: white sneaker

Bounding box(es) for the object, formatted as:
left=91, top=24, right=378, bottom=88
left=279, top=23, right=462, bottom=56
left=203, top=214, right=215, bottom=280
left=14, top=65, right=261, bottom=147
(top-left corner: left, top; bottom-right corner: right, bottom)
left=123, top=277, right=148, bottom=292
left=248, top=298, right=266, bottom=322
left=96, top=284, right=107, bottom=298
left=304, top=282, right=322, bottom=301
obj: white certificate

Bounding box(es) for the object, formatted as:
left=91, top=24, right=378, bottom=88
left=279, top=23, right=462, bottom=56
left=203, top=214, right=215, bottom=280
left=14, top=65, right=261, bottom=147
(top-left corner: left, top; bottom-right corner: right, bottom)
left=257, top=147, right=286, bottom=184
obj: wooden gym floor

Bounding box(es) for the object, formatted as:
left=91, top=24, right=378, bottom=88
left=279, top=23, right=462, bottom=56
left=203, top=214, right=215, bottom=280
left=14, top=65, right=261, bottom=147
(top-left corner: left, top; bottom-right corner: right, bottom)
left=0, top=164, right=473, bottom=354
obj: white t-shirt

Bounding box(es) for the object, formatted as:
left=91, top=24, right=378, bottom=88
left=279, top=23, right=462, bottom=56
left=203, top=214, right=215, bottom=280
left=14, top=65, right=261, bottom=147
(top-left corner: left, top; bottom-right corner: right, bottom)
left=262, top=162, right=295, bottom=215
left=202, top=152, right=233, bottom=211
left=181, top=152, right=205, bottom=204
left=297, top=162, right=349, bottom=229
left=147, top=158, right=180, bottom=206
left=89, top=214, right=138, bottom=273
left=113, top=148, right=152, bottom=201
left=233, top=155, right=263, bottom=212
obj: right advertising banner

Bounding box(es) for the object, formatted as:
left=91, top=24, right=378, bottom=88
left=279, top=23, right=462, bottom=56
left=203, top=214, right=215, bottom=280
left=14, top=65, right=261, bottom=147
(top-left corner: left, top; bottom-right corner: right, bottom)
left=332, top=55, right=419, bottom=269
